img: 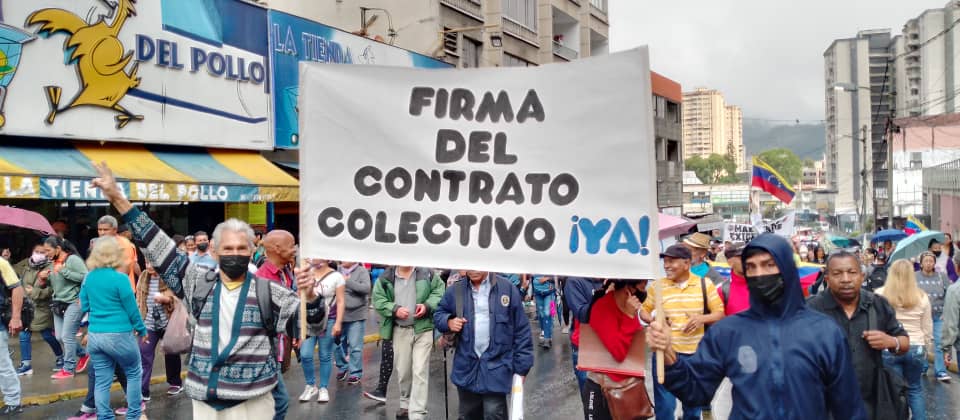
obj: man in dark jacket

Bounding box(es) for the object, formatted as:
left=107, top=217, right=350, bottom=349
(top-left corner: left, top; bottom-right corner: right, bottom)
left=563, top=276, right=604, bottom=390
left=808, top=250, right=908, bottom=419
left=435, top=270, right=533, bottom=420
left=647, top=233, right=868, bottom=419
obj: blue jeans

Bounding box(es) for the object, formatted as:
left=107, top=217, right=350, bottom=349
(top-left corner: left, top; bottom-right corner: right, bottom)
left=88, top=332, right=142, bottom=419
left=53, top=301, right=83, bottom=373
left=653, top=353, right=703, bottom=420
left=0, top=329, right=21, bottom=406
left=83, top=364, right=127, bottom=413
left=571, top=343, right=586, bottom=391
left=534, top=294, right=554, bottom=340
left=20, top=328, right=63, bottom=362
left=335, top=320, right=364, bottom=377
left=301, top=319, right=336, bottom=388
left=272, top=374, right=288, bottom=420
left=927, top=315, right=948, bottom=376
left=884, top=346, right=926, bottom=420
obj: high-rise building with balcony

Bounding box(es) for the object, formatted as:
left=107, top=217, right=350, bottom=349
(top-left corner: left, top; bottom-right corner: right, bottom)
left=652, top=72, right=684, bottom=213
left=681, top=88, right=744, bottom=171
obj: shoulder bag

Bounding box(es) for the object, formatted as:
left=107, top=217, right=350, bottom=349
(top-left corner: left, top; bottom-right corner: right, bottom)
left=867, top=302, right=909, bottom=420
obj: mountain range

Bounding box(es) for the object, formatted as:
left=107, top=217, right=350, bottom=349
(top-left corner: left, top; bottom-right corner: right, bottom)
left=743, top=120, right=825, bottom=161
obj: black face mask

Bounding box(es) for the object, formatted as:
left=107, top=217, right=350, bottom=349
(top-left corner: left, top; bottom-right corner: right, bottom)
left=746, top=273, right=785, bottom=306
left=197, top=242, right=209, bottom=252
left=933, top=251, right=943, bottom=258
left=219, top=255, right=250, bottom=279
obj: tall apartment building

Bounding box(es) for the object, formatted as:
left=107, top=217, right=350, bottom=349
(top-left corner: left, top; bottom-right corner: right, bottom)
left=264, top=0, right=609, bottom=68
left=891, top=2, right=960, bottom=118
left=681, top=88, right=745, bottom=172
left=823, top=29, right=891, bottom=221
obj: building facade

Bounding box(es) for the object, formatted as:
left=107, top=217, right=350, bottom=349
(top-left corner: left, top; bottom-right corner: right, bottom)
left=823, top=29, right=890, bottom=222
left=892, top=2, right=960, bottom=119
left=652, top=71, right=683, bottom=212
left=681, top=88, right=744, bottom=172
left=264, top=0, right=609, bottom=68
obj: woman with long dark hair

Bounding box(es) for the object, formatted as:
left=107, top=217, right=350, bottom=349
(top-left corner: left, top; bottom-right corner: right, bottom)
left=43, top=236, right=88, bottom=379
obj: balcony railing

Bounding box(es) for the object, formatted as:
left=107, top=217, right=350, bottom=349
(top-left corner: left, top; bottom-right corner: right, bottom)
left=590, top=0, right=608, bottom=14
left=503, top=18, right=539, bottom=46
left=553, top=41, right=578, bottom=61
left=440, top=0, right=482, bottom=20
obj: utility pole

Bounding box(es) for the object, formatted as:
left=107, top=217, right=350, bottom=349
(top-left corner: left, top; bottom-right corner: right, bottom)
left=860, top=125, right=868, bottom=234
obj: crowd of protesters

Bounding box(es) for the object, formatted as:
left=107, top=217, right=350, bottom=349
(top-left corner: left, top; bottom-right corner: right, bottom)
left=0, top=162, right=959, bottom=420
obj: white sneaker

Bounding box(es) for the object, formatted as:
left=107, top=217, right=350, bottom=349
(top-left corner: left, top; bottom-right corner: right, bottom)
left=299, top=385, right=317, bottom=402
left=317, top=387, right=330, bottom=403
left=561, top=325, right=570, bottom=334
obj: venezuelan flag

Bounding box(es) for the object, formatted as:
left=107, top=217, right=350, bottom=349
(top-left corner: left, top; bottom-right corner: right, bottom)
left=709, top=261, right=821, bottom=298
left=752, top=157, right=795, bottom=204
left=905, top=216, right=928, bottom=236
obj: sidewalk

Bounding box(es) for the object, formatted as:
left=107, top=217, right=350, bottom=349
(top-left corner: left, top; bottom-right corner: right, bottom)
left=8, top=310, right=386, bottom=407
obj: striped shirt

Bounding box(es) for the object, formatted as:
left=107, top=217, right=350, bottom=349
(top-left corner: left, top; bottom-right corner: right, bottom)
left=145, top=276, right=168, bottom=330
left=642, top=274, right=724, bottom=354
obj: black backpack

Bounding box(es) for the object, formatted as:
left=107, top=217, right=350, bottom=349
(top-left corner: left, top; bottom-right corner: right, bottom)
left=0, top=270, right=34, bottom=329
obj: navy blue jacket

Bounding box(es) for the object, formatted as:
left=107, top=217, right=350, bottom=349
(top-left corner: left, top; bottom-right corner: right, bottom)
left=664, top=234, right=868, bottom=420
left=434, top=275, right=534, bottom=394
left=564, top=276, right=603, bottom=324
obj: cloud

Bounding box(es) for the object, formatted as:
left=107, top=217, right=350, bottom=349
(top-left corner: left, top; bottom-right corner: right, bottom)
left=610, top=0, right=949, bottom=121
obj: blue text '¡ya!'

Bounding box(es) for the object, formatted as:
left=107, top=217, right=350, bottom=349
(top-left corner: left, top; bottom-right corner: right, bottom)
left=568, top=215, right=651, bottom=255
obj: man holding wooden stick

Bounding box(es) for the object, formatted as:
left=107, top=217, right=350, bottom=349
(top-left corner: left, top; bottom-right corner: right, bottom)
left=646, top=233, right=867, bottom=419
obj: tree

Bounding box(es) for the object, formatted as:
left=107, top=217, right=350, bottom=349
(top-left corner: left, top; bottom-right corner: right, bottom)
left=756, top=148, right=802, bottom=185
left=685, top=153, right=737, bottom=184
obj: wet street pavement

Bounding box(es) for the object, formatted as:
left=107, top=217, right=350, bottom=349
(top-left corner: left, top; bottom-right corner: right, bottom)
left=18, top=312, right=960, bottom=419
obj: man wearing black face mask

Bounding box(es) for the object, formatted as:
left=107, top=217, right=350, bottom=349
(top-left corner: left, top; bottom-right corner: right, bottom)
left=190, top=231, right=217, bottom=271
left=807, top=250, right=908, bottom=419
left=89, top=162, right=316, bottom=419
left=646, top=233, right=868, bottom=419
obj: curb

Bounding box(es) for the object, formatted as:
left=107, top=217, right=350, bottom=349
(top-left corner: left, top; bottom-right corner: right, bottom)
left=14, top=333, right=383, bottom=407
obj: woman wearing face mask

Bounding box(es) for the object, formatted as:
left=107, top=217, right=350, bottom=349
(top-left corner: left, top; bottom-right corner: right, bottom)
left=581, top=279, right=650, bottom=420
left=916, top=251, right=953, bottom=383
left=15, top=243, right=64, bottom=376
left=135, top=262, right=183, bottom=401
left=296, top=259, right=345, bottom=403
left=44, top=236, right=89, bottom=379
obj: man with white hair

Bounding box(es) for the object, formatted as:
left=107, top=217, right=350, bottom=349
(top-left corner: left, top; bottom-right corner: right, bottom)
left=90, top=162, right=315, bottom=419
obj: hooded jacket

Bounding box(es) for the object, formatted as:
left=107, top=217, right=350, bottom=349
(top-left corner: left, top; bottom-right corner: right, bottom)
left=663, top=233, right=867, bottom=420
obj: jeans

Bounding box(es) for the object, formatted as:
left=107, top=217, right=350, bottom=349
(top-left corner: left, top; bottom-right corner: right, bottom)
left=301, top=319, right=336, bottom=388
left=335, top=320, right=364, bottom=377
left=653, top=353, right=703, bottom=420
left=53, top=301, right=83, bottom=373
left=883, top=345, right=926, bottom=420
left=534, top=294, right=554, bottom=340
left=927, top=315, right=948, bottom=376
left=88, top=332, right=142, bottom=419
left=457, top=389, right=508, bottom=420
left=571, top=343, right=586, bottom=391
left=83, top=364, right=127, bottom=413
left=139, top=329, right=182, bottom=397
left=0, top=329, right=21, bottom=406
left=20, top=328, right=63, bottom=362
left=272, top=374, right=288, bottom=420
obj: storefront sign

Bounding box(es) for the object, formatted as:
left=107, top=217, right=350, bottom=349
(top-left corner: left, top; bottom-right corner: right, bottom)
left=0, top=0, right=271, bottom=150
left=268, top=10, right=450, bottom=149
left=299, top=49, right=659, bottom=279
left=3, top=176, right=289, bottom=202
left=0, top=176, right=39, bottom=198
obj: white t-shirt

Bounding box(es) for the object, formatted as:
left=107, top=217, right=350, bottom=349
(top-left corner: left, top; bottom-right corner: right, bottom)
left=314, top=271, right=345, bottom=305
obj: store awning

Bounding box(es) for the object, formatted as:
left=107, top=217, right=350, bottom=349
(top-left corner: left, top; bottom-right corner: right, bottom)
left=0, top=141, right=298, bottom=202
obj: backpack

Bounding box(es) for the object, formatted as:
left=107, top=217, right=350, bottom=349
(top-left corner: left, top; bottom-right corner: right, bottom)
left=305, top=271, right=335, bottom=326
left=0, top=270, right=34, bottom=329
left=189, top=269, right=280, bottom=355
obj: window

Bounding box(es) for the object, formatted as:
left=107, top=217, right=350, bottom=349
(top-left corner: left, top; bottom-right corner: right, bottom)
left=461, top=37, right=481, bottom=68
left=653, top=95, right=666, bottom=119
left=503, top=53, right=534, bottom=67
left=910, top=152, right=922, bottom=169
left=504, top=0, right=537, bottom=30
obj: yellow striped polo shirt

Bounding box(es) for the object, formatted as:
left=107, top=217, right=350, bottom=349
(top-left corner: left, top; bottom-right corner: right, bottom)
left=642, top=274, right=725, bottom=354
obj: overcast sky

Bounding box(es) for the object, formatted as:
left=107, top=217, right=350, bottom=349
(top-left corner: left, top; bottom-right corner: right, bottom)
left=610, top=0, right=949, bottom=123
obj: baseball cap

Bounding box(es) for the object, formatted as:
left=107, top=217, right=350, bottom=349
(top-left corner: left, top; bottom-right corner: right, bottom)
left=660, top=244, right=692, bottom=260
left=724, top=242, right=745, bottom=260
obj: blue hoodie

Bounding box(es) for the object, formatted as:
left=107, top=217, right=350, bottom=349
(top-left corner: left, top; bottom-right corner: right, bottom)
left=663, top=233, right=868, bottom=420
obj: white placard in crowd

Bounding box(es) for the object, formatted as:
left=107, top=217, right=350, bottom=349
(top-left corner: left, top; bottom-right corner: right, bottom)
left=758, top=211, right=796, bottom=237
left=724, top=223, right=758, bottom=243
left=298, top=48, right=661, bottom=279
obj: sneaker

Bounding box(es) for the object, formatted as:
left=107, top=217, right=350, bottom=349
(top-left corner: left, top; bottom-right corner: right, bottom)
left=51, top=369, right=75, bottom=379
left=544, top=339, right=552, bottom=349
left=166, top=385, right=183, bottom=396
left=53, top=356, right=64, bottom=372
left=115, top=403, right=146, bottom=416
left=397, top=408, right=409, bottom=419
left=538, top=336, right=544, bottom=347
left=142, top=394, right=151, bottom=402
left=0, top=405, right=22, bottom=415
left=336, top=371, right=348, bottom=381
left=76, top=355, right=90, bottom=373
left=347, top=376, right=361, bottom=385
left=561, top=325, right=570, bottom=334
left=363, top=389, right=387, bottom=403
left=16, top=362, right=32, bottom=376
left=937, top=373, right=952, bottom=383
left=67, top=412, right=97, bottom=420
left=317, top=387, right=330, bottom=403
left=299, top=385, right=317, bottom=402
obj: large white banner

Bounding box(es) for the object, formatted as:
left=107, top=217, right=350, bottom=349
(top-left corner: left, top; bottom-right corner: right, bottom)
left=758, top=211, right=796, bottom=237
left=298, top=49, right=660, bottom=279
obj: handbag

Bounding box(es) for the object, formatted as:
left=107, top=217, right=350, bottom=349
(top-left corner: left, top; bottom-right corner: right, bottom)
left=596, top=374, right=654, bottom=420
left=160, top=298, right=192, bottom=355
left=867, top=303, right=909, bottom=420
left=439, top=280, right=465, bottom=350
left=50, top=301, right=70, bottom=318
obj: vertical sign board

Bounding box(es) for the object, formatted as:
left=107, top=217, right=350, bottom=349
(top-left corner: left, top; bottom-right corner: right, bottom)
left=298, top=48, right=661, bottom=279
left=0, top=0, right=271, bottom=149
left=268, top=10, right=451, bottom=149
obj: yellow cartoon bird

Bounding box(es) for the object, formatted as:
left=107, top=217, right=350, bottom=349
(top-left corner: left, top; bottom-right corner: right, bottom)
left=27, top=0, right=143, bottom=129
